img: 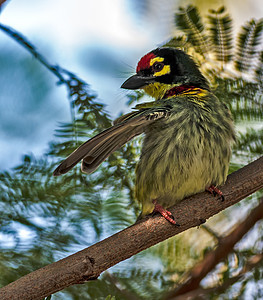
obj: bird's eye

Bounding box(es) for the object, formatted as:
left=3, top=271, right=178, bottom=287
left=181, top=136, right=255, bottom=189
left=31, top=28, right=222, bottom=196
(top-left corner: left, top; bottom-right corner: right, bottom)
left=152, top=62, right=164, bottom=72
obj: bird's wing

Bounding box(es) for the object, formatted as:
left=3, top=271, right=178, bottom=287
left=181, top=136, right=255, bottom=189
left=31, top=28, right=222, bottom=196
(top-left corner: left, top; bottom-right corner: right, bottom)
left=53, top=108, right=170, bottom=176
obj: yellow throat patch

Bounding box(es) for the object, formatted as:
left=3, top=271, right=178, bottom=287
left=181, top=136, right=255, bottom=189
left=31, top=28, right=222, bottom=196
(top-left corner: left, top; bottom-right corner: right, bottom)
left=143, top=82, right=174, bottom=100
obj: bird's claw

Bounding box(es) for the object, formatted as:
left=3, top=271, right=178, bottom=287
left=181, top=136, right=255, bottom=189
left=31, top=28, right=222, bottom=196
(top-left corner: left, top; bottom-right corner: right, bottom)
left=152, top=200, right=180, bottom=226
left=206, top=185, right=224, bottom=202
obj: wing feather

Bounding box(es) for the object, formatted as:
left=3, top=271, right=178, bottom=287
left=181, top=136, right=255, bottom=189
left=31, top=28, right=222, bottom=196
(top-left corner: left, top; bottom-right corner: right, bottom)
left=53, top=109, right=170, bottom=176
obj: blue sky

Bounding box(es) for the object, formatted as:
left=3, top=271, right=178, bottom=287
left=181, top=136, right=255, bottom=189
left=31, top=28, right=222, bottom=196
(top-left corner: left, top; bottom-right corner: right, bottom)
left=0, top=0, right=177, bottom=169
left=0, top=0, right=262, bottom=170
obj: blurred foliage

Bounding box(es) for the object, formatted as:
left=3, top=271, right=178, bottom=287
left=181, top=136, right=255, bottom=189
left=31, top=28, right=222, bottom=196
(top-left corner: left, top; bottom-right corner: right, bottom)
left=234, top=19, right=263, bottom=72
left=207, top=7, right=233, bottom=63
left=0, top=4, right=263, bottom=300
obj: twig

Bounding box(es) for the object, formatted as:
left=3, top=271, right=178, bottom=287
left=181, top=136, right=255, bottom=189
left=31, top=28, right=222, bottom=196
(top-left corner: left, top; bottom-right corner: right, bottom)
left=165, top=197, right=263, bottom=299
left=169, top=253, right=263, bottom=300
left=0, top=0, right=7, bottom=8
left=0, top=156, right=262, bottom=300
left=0, top=23, right=66, bottom=84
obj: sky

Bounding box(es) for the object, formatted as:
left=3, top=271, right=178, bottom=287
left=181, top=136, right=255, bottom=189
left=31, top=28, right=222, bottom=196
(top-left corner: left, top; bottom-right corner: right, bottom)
left=0, top=0, right=262, bottom=170
left=0, top=0, right=177, bottom=170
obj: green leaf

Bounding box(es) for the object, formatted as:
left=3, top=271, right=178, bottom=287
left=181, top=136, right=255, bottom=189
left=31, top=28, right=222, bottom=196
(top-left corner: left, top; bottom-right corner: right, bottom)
left=175, top=5, right=210, bottom=55
left=213, top=77, right=263, bottom=121
left=207, top=6, right=233, bottom=63
left=234, top=19, right=263, bottom=72
left=255, top=51, right=263, bottom=82
left=234, top=128, right=263, bottom=156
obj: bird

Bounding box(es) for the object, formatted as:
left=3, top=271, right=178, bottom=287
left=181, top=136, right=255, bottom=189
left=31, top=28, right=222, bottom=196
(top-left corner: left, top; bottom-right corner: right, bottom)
left=53, top=47, right=236, bottom=225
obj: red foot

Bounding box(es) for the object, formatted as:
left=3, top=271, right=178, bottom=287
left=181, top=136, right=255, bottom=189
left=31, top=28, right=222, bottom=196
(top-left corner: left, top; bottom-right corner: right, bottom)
left=206, top=185, right=225, bottom=201
left=152, top=200, right=179, bottom=226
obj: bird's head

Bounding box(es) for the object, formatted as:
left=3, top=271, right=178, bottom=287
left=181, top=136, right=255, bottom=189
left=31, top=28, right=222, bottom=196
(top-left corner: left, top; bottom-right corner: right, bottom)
left=121, top=47, right=209, bottom=99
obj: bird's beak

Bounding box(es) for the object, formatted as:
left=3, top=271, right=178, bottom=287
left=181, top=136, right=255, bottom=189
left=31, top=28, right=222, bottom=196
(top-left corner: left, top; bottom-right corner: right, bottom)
left=121, top=74, right=155, bottom=90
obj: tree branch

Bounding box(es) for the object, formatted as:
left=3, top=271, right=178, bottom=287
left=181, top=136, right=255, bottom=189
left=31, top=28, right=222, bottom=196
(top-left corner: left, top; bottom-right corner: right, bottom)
left=165, top=197, right=263, bottom=299
left=169, top=253, right=263, bottom=300
left=0, top=23, right=66, bottom=84
left=0, top=0, right=7, bottom=8
left=0, top=156, right=262, bottom=300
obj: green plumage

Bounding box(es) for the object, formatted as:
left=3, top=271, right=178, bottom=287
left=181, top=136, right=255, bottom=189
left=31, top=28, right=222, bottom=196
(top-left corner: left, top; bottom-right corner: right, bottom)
left=135, top=92, right=235, bottom=215
left=53, top=47, right=235, bottom=222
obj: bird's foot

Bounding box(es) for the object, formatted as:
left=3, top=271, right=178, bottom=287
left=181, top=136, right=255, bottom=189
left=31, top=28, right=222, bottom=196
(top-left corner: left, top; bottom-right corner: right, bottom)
left=152, top=200, right=179, bottom=226
left=206, top=185, right=224, bottom=202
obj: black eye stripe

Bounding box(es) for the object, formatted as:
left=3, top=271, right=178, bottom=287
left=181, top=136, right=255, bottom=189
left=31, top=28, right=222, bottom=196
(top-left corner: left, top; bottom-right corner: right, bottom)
left=137, top=62, right=165, bottom=76
left=138, top=69, right=152, bottom=76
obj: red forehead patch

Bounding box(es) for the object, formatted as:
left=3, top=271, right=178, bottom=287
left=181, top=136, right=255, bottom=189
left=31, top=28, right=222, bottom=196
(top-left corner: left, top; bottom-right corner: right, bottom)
left=136, top=52, right=156, bottom=73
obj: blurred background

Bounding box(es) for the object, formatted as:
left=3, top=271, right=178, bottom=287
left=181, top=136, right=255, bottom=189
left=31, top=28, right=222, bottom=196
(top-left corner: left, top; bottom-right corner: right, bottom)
left=0, top=0, right=176, bottom=170
left=0, top=0, right=262, bottom=170
left=0, top=0, right=262, bottom=299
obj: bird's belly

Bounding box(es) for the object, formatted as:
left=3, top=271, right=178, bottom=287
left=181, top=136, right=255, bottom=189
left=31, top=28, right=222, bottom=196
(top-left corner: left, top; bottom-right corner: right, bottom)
left=135, top=125, right=229, bottom=215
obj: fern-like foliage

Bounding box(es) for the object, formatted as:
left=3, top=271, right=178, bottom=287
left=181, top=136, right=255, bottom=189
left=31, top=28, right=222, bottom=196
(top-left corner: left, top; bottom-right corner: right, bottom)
left=65, top=267, right=171, bottom=300
left=213, top=77, right=263, bottom=121
left=0, top=5, right=263, bottom=300
left=175, top=5, right=210, bottom=55
left=234, top=128, right=263, bottom=156
left=255, top=51, right=263, bottom=83
left=170, top=5, right=263, bottom=122
left=207, top=7, right=233, bottom=63
left=234, top=19, right=263, bottom=72
left=62, top=69, right=111, bottom=130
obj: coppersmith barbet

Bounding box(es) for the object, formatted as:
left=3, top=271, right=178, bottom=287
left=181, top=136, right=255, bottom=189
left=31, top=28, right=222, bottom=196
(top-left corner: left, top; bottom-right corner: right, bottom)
left=53, top=47, right=235, bottom=224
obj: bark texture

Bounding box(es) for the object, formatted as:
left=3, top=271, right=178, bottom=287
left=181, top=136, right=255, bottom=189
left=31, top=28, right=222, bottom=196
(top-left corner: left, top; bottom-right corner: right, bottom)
left=0, top=156, right=262, bottom=300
